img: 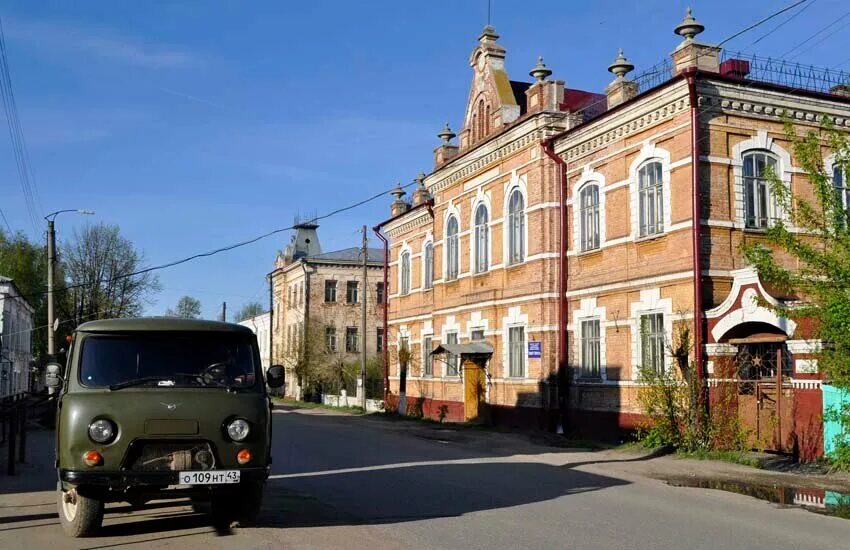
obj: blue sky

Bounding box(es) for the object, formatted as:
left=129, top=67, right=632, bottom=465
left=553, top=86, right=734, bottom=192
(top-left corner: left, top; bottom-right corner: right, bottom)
left=2, top=0, right=848, bottom=319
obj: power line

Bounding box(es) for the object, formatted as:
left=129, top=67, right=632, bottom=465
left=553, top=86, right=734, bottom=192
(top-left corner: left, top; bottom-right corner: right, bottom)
left=718, top=0, right=810, bottom=47
left=748, top=0, right=817, bottom=47
left=0, top=208, right=12, bottom=234
left=0, top=15, right=42, bottom=234
left=16, top=180, right=417, bottom=302
left=781, top=9, right=850, bottom=58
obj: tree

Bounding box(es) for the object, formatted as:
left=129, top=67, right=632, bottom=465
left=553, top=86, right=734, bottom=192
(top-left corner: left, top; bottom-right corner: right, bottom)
left=165, top=295, right=202, bottom=319
left=234, top=301, right=265, bottom=323
left=61, top=223, right=161, bottom=321
left=742, top=118, right=850, bottom=466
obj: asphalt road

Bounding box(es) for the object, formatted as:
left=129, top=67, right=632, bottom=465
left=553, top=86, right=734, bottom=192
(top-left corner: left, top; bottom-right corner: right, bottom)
left=1, top=407, right=848, bottom=549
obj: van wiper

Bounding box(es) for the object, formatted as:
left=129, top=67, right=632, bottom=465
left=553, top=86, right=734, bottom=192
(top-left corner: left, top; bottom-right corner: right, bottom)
left=109, top=376, right=177, bottom=391
left=172, top=372, right=236, bottom=392
left=109, top=373, right=199, bottom=391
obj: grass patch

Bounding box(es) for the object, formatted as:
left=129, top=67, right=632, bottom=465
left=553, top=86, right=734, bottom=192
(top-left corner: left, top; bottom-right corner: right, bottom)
left=273, top=397, right=364, bottom=415
left=676, top=448, right=763, bottom=469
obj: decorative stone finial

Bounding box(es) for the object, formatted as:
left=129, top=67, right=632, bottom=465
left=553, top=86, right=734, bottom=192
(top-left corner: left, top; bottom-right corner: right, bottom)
left=390, top=184, right=406, bottom=202
left=479, top=24, right=499, bottom=42
left=415, top=172, right=427, bottom=186
left=437, top=122, right=456, bottom=144
left=608, top=49, right=635, bottom=80
left=529, top=56, right=552, bottom=82
left=674, top=7, right=705, bottom=42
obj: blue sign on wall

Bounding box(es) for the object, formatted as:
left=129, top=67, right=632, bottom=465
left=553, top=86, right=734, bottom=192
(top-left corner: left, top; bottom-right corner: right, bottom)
left=528, top=341, right=542, bottom=358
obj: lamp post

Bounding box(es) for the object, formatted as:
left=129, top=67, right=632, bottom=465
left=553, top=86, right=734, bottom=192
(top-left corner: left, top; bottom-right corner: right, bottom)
left=45, top=209, right=94, bottom=361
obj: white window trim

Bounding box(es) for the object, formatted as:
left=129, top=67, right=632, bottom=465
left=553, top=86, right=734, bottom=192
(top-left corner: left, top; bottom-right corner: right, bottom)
left=572, top=165, right=606, bottom=253
left=421, top=230, right=434, bottom=290
left=443, top=202, right=461, bottom=281
left=501, top=306, right=528, bottom=378
left=466, top=311, right=490, bottom=341
left=630, top=288, right=673, bottom=379
left=503, top=172, right=528, bottom=266
left=732, top=130, right=793, bottom=230
left=629, top=142, right=672, bottom=240
left=470, top=189, right=492, bottom=274
left=398, top=241, right=412, bottom=296
left=573, top=297, right=607, bottom=381
left=440, top=315, right=461, bottom=378
left=825, top=153, right=850, bottom=211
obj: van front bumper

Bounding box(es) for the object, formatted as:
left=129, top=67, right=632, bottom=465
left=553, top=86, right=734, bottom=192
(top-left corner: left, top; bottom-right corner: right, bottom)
left=59, top=466, right=270, bottom=488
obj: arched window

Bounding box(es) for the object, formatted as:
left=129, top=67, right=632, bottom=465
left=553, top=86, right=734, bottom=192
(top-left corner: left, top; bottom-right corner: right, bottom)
left=638, top=160, right=664, bottom=237
left=446, top=215, right=459, bottom=280
left=579, top=184, right=600, bottom=251
left=477, top=99, right=485, bottom=140
left=484, top=104, right=491, bottom=135
left=833, top=164, right=850, bottom=224
left=472, top=113, right=478, bottom=141
left=423, top=242, right=434, bottom=289
left=473, top=204, right=489, bottom=273
left=507, top=189, right=525, bottom=264
left=399, top=251, right=410, bottom=295
left=742, top=151, right=778, bottom=229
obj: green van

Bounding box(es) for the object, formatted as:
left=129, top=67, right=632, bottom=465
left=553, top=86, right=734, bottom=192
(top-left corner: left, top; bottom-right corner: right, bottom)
left=46, top=318, right=285, bottom=537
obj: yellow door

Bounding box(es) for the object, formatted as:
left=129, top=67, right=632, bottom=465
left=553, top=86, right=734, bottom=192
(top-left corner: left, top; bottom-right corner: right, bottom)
left=463, top=358, right=486, bottom=422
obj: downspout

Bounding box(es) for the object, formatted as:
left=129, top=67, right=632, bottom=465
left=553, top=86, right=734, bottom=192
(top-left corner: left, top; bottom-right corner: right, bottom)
left=372, top=226, right=389, bottom=402
left=542, top=140, right=569, bottom=435
left=684, top=68, right=705, bottom=404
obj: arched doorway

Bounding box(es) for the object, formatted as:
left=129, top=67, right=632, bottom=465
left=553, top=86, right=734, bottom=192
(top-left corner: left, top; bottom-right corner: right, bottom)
left=721, top=322, right=794, bottom=453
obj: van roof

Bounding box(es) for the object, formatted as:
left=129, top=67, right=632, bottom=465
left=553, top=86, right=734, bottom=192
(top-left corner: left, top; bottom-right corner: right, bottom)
left=76, top=317, right=254, bottom=334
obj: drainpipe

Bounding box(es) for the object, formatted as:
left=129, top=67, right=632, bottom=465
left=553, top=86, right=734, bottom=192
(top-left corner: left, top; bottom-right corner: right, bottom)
left=684, top=68, right=705, bottom=406
left=542, top=140, right=569, bottom=435
left=372, top=226, right=390, bottom=402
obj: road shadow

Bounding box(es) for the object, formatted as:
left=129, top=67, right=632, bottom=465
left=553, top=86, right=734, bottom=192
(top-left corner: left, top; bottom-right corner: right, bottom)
left=260, top=459, right=629, bottom=528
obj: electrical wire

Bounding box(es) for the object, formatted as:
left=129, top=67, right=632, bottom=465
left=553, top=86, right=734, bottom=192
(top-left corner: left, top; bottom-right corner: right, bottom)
left=0, top=208, right=13, bottom=234
left=718, top=0, right=810, bottom=47
left=781, top=9, right=850, bottom=58
left=748, top=0, right=817, bottom=47
left=15, top=180, right=417, bottom=302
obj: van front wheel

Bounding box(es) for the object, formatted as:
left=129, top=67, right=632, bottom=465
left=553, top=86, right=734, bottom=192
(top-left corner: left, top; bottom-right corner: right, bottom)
left=57, top=485, right=104, bottom=538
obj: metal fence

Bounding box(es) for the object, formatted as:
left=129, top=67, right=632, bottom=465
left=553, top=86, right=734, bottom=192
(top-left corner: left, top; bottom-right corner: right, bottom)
left=720, top=50, right=850, bottom=95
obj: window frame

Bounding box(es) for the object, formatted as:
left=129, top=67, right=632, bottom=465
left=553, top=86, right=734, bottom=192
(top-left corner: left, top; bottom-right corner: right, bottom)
left=508, top=326, right=526, bottom=378
left=580, top=319, right=601, bottom=379
left=422, top=335, right=433, bottom=377
left=473, top=203, right=489, bottom=274
left=346, top=280, right=359, bottom=304
left=579, top=183, right=601, bottom=251
left=639, top=313, right=666, bottom=375
left=399, top=251, right=411, bottom=295
left=833, top=164, right=850, bottom=225
left=423, top=242, right=434, bottom=289
left=324, top=280, right=337, bottom=303
left=742, top=150, right=779, bottom=230
left=637, top=160, right=664, bottom=238
left=445, top=331, right=459, bottom=377
left=376, top=327, right=384, bottom=353
left=325, top=326, right=337, bottom=353
left=376, top=282, right=385, bottom=305
left=445, top=215, right=459, bottom=281
left=507, top=189, right=525, bottom=265
left=345, top=326, right=359, bottom=353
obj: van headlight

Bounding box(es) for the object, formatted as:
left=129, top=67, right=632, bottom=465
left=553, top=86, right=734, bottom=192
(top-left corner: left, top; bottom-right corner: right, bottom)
left=88, top=419, right=117, bottom=444
left=226, top=418, right=250, bottom=441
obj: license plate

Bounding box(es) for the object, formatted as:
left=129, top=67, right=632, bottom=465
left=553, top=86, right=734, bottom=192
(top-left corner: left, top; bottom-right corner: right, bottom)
left=179, top=470, right=241, bottom=485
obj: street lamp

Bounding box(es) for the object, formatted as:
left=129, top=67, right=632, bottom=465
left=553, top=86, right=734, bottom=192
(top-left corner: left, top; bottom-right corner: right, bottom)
left=45, top=209, right=94, bottom=361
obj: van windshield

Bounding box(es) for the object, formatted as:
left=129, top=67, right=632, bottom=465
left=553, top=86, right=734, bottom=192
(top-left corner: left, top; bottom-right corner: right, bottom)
left=79, top=332, right=258, bottom=390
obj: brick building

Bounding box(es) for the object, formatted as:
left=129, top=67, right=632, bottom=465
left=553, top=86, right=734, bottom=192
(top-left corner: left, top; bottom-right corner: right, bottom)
left=375, top=10, right=850, bottom=458
left=269, top=222, right=385, bottom=399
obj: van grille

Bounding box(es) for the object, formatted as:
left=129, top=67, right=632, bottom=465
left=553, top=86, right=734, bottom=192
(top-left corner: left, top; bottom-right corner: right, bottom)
left=124, top=442, right=216, bottom=471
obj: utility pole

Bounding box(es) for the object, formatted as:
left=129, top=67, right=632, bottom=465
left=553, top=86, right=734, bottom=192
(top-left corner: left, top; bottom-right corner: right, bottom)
left=360, top=225, right=368, bottom=411
left=47, top=219, right=56, bottom=361
left=221, top=301, right=227, bottom=322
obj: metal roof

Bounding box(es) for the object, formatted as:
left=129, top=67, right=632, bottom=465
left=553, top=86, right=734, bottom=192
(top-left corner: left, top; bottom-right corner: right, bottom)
left=305, top=247, right=384, bottom=265
left=76, top=317, right=254, bottom=334
left=432, top=342, right=494, bottom=356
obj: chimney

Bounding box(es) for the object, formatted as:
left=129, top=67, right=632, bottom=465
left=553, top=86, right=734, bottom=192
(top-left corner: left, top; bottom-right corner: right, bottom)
left=605, top=49, right=638, bottom=109
left=389, top=185, right=410, bottom=217
left=525, top=57, right=565, bottom=114
left=434, top=122, right=459, bottom=167
left=411, top=173, right=431, bottom=206
left=670, top=8, right=720, bottom=75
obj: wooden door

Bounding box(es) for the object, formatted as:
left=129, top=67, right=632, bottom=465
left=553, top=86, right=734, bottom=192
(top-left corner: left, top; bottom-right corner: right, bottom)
left=463, top=358, right=486, bottom=422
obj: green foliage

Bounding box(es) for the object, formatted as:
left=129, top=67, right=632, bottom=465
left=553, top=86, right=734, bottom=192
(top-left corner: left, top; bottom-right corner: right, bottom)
left=741, top=118, right=850, bottom=468
left=234, top=301, right=265, bottom=323
left=0, top=230, right=48, bottom=360
left=165, top=295, right=202, bottom=319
